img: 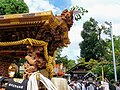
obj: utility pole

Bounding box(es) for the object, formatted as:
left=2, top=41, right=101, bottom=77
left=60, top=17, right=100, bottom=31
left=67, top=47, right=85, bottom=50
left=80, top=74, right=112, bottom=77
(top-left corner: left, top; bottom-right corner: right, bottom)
left=105, top=21, right=117, bottom=82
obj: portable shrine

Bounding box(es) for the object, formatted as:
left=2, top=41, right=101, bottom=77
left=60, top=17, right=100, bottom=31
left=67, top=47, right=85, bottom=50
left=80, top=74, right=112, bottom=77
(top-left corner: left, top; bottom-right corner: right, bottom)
left=0, top=9, right=73, bottom=90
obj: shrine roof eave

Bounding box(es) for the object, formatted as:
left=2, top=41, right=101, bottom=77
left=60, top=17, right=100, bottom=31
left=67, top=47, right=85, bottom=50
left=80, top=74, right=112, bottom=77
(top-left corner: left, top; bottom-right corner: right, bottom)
left=0, top=11, right=54, bottom=20
left=72, top=71, right=88, bottom=74
left=0, top=21, right=45, bottom=29
left=0, top=11, right=68, bottom=30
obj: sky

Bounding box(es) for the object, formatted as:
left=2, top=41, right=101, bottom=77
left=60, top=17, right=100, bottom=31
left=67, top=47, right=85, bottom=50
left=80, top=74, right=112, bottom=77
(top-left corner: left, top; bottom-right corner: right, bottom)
left=24, top=0, right=120, bottom=60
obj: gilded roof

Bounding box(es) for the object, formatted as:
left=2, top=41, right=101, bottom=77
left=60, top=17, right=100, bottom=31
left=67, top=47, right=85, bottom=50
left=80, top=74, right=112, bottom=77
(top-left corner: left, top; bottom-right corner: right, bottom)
left=0, top=11, right=60, bottom=29
left=0, top=10, right=73, bottom=56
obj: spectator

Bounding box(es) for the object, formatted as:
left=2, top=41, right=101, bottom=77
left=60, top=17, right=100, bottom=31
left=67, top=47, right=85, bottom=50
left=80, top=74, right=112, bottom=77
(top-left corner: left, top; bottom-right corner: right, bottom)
left=87, top=83, right=95, bottom=90
left=109, top=81, right=116, bottom=90
left=76, top=81, right=82, bottom=90
left=115, top=82, right=120, bottom=90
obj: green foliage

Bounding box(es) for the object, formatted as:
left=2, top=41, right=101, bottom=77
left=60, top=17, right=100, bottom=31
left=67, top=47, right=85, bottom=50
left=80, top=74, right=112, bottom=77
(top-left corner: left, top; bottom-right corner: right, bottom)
left=89, top=35, right=120, bottom=81
left=104, top=36, right=120, bottom=63
left=77, top=58, right=98, bottom=70
left=0, top=0, right=29, bottom=15
left=85, top=59, right=98, bottom=69
left=55, top=48, right=76, bottom=71
left=66, top=59, right=76, bottom=70
left=91, top=62, right=114, bottom=81
left=113, top=36, right=120, bottom=63
left=71, top=5, right=88, bottom=21
left=79, top=18, right=120, bottom=81
left=79, top=18, right=107, bottom=61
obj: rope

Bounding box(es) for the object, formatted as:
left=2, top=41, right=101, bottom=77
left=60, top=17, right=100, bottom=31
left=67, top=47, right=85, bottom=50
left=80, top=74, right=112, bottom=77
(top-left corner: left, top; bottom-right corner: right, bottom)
left=0, top=38, right=48, bottom=46
left=27, top=72, right=57, bottom=90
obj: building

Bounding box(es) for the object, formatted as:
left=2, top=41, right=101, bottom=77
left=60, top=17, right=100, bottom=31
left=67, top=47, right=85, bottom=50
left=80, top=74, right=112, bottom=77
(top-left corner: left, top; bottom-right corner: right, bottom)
left=84, top=71, right=97, bottom=82
left=66, top=63, right=89, bottom=81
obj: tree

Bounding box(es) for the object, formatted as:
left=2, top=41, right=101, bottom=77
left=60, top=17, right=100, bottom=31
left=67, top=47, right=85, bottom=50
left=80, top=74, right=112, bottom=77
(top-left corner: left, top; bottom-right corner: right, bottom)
left=55, top=48, right=76, bottom=70
left=104, top=36, right=120, bottom=81
left=105, top=36, right=120, bottom=63
left=55, top=48, right=63, bottom=64
left=79, top=18, right=120, bottom=81
left=79, top=18, right=107, bottom=61
left=114, top=36, right=120, bottom=64
left=90, top=35, right=120, bottom=81
left=0, top=0, right=29, bottom=15
left=85, top=59, right=98, bottom=69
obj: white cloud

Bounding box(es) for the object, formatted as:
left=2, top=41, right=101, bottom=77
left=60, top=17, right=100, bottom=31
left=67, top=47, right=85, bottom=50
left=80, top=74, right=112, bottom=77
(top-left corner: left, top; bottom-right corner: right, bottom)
left=70, top=0, right=120, bottom=24
left=24, top=0, right=60, bottom=14
left=87, top=5, right=120, bottom=22
left=61, top=22, right=83, bottom=59
left=113, top=24, right=120, bottom=36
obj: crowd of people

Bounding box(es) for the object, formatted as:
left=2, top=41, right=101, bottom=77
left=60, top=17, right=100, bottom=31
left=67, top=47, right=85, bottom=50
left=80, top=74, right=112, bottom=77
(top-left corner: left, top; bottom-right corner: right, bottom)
left=69, top=80, right=120, bottom=90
